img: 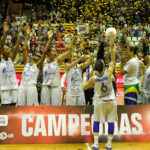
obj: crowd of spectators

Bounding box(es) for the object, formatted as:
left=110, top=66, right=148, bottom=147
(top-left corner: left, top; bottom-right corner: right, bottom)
left=0, top=0, right=149, bottom=106
left=0, top=0, right=149, bottom=66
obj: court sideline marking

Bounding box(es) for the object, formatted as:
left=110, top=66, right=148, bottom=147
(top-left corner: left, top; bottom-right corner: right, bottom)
left=85, top=143, right=92, bottom=150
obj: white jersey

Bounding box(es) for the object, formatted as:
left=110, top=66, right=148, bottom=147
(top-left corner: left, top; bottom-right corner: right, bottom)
left=21, top=63, right=39, bottom=86
left=42, top=59, right=60, bottom=86
left=66, top=66, right=84, bottom=96
left=0, top=58, right=18, bottom=90
left=94, top=70, right=115, bottom=101
left=123, top=57, right=139, bottom=85
left=143, top=66, right=150, bottom=94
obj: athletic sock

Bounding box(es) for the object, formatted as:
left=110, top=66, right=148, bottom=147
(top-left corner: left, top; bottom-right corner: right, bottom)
left=94, top=136, right=99, bottom=146
left=107, top=136, right=113, bottom=145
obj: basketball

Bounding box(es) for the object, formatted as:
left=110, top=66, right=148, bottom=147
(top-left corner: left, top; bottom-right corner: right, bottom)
left=105, top=27, right=117, bottom=39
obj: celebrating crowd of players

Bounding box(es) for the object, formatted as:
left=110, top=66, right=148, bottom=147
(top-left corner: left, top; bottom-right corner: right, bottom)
left=0, top=21, right=149, bottom=107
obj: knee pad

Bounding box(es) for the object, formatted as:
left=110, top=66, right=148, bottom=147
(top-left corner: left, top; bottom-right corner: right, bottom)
left=93, top=121, right=100, bottom=133
left=108, top=122, right=114, bottom=134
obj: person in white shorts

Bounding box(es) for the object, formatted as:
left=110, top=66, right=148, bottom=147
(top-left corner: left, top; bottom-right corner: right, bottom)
left=17, top=28, right=54, bottom=105
left=83, top=40, right=117, bottom=150
left=65, top=52, right=92, bottom=105
left=0, top=22, right=23, bottom=105
left=40, top=38, right=73, bottom=105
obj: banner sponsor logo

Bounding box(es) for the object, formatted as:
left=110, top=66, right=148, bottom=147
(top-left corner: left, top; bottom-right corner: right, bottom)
left=0, top=115, right=8, bottom=126
left=0, top=132, right=14, bottom=140
left=0, top=132, right=7, bottom=140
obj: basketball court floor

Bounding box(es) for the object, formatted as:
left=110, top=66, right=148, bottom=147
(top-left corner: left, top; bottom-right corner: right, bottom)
left=0, top=142, right=150, bottom=150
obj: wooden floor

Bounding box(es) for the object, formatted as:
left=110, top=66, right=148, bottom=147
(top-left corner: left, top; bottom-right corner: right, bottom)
left=0, top=142, right=150, bottom=150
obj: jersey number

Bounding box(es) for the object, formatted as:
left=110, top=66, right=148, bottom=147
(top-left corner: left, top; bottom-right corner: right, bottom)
left=101, top=82, right=107, bottom=93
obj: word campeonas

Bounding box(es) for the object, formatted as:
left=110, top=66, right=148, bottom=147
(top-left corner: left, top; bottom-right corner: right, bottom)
left=22, top=113, right=143, bottom=137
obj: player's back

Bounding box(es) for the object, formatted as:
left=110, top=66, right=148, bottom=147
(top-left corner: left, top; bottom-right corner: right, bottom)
left=94, top=70, right=115, bottom=102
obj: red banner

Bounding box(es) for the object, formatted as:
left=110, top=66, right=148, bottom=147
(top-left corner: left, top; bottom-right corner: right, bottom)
left=0, top=105, right=150, bottom=144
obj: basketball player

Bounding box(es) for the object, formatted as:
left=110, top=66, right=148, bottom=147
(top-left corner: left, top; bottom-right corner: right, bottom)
left=40, top=38, right=73, bottom=105
left=83, top=40, right=117, bottom=150
left=17, top=28, right=54, bottom=105
left=123, top=29, right=146, bottom=105
left=139, top=42, right=150, bottom=104
left=120, top=46, right=139, bottom=105
left=0, top=22, right=23, bottom=105
left=141, top=63, right=150, bottom=104
left=65, top=52, right=92, bottom=106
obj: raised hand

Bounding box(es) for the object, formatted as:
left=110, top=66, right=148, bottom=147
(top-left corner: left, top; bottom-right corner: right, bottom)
left=48, top=30, right=54, bottom=39
left=26, top=27, right=31, bottom=35
left=83, top=72, right=88, bottom=78
left=101, top=32, right=105, bottom=42
left=109, top=39, right=115, bottom=48
left=3, top=22, right=9, bottom=33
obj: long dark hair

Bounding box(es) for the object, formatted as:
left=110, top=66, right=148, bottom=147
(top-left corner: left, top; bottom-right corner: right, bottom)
left=129, top=46, right=138, bottom=55
left=94, top=59, right=104, bottom=73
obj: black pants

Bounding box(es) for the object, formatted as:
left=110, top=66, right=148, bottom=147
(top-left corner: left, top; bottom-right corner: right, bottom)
left=84, top=87, right=94, bottom=105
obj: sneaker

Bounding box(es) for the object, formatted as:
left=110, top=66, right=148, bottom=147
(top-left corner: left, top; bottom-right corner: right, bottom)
left=91, top=144, right=99, bottom=150
left=105, top=143, right=112, bottom=150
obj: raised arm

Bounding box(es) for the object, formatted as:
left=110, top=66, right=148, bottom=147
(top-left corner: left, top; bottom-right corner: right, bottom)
left=120, top=59, right=126, bottom=75
left=123, top=27, right=131, bottom=50
left=65, top=55, right=86, bottom=72
left=37, top=30, right=54, bottom=71
left=57, top=40, right=73, bottom=65
left=107, top=39, right=116, bottom=77
left=138, top=32, right=147, bottom=45
left=0, top=22, right=8, bottom=60
left=83, top=72, right=95, bottom=90
left=22, top=27, right=30, bottom=64
left=78, top=54, right=93, bottom=70
left=97, top=33, right=105, bottom=60
left=11, top=31, right=23, bottom=61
